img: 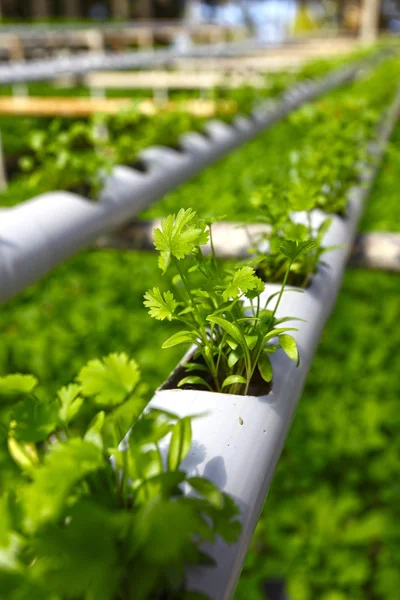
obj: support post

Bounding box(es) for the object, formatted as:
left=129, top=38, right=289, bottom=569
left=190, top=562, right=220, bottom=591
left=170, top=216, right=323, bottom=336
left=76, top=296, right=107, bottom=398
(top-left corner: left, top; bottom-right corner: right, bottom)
left=95, top=222, right=400, bottom=274
left=136, top=0, right=152, bottom=19
left=111, top=0, right=130, bottom=20
left=0, top=134, right=7, bottom=192
left=360, top=0, right=381, bottom=43
left=32, top=0, right=50, bottom=19
left=62, top=0, right=80, bottom=19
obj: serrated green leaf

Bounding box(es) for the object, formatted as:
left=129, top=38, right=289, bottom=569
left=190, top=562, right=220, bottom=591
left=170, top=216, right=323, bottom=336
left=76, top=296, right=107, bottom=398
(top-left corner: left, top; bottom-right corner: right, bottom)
left=143, top=287, right=177, bottom=321
left=128, top=411, right=175, bottom=450
left=31, top=500, right=121, bottom=600
left=154, top=208, right=209, bottom=259
left=283, top=221, right=309, bottom=242
left=245, top=276, right=265, bottom=300
left=137, top=471, right=186, bottom=504
left=133, top=498, right=200, bottom=564
left=287, top=180, right=320, bottom=211
left=102, top=391, right=147, bottom=448
left=0, top=375, right=38, bottom=402
left=188, top=477, right=224, bottom=509
left=23, top=439, right=104, bottom=531
left=209, top=493, right=241, bottom=543
left=223, top=266, right=262, bottom=302
left=168, top=417, right=192, bottom=471
left=10, top=397, right=58, bottom=444
left=279, top=239, right=320, bottom=262
left=57, top=384, right=83, bottom=426
left=77, top=353, right=140, bottom=408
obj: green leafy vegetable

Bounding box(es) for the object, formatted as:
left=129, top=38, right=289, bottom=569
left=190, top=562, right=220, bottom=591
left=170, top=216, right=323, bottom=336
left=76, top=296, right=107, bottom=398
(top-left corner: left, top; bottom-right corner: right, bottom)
left=0, top=356, right=241, bottom=599
left=145, top=210, right=300, bottom=395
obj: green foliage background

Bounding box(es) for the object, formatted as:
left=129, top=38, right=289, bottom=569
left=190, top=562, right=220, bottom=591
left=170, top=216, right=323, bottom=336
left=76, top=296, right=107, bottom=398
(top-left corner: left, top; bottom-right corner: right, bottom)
left=0, top=55, right=399, bottom=598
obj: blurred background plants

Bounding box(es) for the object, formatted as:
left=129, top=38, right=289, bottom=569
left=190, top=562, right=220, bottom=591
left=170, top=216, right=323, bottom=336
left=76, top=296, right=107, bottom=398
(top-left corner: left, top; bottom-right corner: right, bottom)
left=0, top=50, right=398, bottom=600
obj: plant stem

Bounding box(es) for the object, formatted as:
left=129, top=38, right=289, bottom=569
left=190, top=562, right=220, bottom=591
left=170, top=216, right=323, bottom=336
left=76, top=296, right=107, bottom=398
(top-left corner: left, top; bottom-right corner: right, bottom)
left=173, top=258, right=220, bottom=391
left=231, top=309, right=252, bottom=386
left=209, top=223, right=218, bottom=271
left=273, top=257, right=290, bottom=284
left=215, top=332, right=227, bottom=377
left=271, top=260, right=293, bottom=323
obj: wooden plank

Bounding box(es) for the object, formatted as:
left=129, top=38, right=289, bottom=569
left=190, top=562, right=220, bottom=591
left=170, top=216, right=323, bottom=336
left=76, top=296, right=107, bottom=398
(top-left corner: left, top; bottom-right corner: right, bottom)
left=0, top=96, right=235, bottom=118
left=96, top=221, right=271, bottom=258
left=360, top=0, right=381, bottom=43
left=85, top=70, right=264, bottom=90
left=348, top=232, right=400, bottom=271
left=96, top=221, right=400, bottom=273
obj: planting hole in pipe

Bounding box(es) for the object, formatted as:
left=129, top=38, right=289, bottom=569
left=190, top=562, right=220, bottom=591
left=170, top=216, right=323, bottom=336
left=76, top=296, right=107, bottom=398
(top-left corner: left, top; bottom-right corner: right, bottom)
left=161, top=347, right=273, bottom=398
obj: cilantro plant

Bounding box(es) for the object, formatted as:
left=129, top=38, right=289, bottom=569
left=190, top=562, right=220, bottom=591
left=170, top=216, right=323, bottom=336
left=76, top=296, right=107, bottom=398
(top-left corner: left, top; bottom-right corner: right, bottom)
left=20, top=118, right=116, bottom=199
left=248, top=183, right=329, bottom=288
left=287, top=96, right=380, bottom=215
left=144, top=209, right=306, bottom=396
left=105, top=107, right=206, bottom=166
left=0, top=353, right=240, bottom=599
left=243, top=79, right=394, bottom=286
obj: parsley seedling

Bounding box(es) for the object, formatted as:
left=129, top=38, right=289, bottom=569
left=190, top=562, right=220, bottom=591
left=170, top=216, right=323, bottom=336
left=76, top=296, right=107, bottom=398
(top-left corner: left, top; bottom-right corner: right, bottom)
left=145, top=209, right=303, bottom=395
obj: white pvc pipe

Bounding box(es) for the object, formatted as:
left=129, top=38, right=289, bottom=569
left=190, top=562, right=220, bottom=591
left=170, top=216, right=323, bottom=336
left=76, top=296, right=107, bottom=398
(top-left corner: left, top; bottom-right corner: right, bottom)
left=0, top=36, right=304, bottom=86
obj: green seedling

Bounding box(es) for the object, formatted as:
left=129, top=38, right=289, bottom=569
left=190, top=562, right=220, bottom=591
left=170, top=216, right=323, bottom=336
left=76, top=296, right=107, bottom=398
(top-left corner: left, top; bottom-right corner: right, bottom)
left=144, top=209, right=306, bottom=396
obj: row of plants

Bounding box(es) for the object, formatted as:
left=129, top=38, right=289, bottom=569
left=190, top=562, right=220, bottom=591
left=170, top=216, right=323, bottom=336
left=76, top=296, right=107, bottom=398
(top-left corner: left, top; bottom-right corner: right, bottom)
left=0, top=55, right=398, bottom=599
left=144, top=208, right=315, bottom=395
left=147, top=54, right=400, bottom=222
left=0, top=90, right=204, bottom=162
left=137, top=55, right=399, bottom=392
left=0, top=57, right=394, bottom=402
left=0, top=53, right=358, bottom=599
left=145, top=54, right=400, bottom=600
left=0, top=48, right=379, bottom=206
left=126, top=54, right=400, bottom=600
left=0, top=66, right=347, bottom=596
left=0, top=84, right=237, bottom=159
left=359, top=121, right=400, bottom=232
